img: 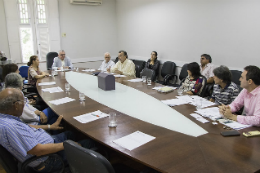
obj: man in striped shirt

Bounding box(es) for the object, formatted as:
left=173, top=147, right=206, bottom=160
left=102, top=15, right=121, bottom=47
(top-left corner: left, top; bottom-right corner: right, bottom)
left=0, top=88, right=95, bottom=172
left=210, top=65, right=239, bottom=105
left=219, top=66, right=260, bottom=126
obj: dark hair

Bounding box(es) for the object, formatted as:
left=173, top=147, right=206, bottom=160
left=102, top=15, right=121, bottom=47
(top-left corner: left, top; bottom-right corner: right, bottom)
left=118, top=50, right=128, bottom=58
left=187, top=62, right=201, bottom=79
left=2, top=63, right=18, bottom=80
left=201, top=54, right=212, bottom=63
left=213, top=65, right=232, bottom=83
left=27, top=55, right=38, bottom=66
left=151, top=51, right=158, bottom=61
left=244, top=65, right=260, bottom=85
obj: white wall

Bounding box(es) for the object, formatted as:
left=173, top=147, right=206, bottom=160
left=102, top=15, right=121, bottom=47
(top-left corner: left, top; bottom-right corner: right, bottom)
left=0, top=0, right=10, bottom=58
left=116, top=0, right=260, bottom=69
left=58, top=0, right=118, bottom=61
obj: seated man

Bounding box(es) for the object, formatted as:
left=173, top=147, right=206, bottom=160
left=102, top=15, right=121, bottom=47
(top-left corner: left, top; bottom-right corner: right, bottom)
left=219, top=66, right=260, bottom=126
left=108, top=50, right=135, bottom=77
left=5, top=73, right=58, bottom=125
left=200, top=54, right=215, bottom=84
left=98, top=52, right=115, bottom=72
left=210, top=65, right=239, bottom=105
left=0, top=88, right=95, bottom=173
left=52, top=50, right=73, bottom=70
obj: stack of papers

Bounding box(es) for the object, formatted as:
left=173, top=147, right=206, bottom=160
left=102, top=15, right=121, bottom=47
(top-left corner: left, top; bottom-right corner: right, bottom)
left=38, top=82, right=56, bottom=86
left=190, top=113, right=209, bottom=123
left=49, top=97, right=75, bottom=105
left=177, top=95, right=215, bottom=108
left=161, top=99, right=188, bottom=106
left=152, top=86, right=177, bottom=91
left=82, top=69, right=96, bottom=72
left=113, top=131, right=156, bottom=151
left=219, top=120, right=252, bottom=130
left=114, top=74, right=126, bottom=77
left=42, top=87, right=63, bottom=93
left=55, top=69, right=70, bottom=72
left=195, top=107, right=222, bottom=120
left=73, top=110, right=109, bottom=123
left=127, top=78, right=143, bottom=82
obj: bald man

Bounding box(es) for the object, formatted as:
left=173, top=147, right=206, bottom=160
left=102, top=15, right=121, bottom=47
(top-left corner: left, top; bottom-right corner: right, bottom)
left=98, top=52, right=115, bottom=72
left=0, top=88, right=95, bottom=172
left=52, top=50, right=73, bottom=70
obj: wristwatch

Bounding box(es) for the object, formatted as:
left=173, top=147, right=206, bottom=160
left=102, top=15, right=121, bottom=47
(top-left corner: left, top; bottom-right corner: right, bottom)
left=47, top=124, right=50, bottom=130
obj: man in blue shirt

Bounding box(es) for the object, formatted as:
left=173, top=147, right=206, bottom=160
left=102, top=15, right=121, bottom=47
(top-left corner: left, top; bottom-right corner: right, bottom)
left=52, top=50, right=73, bottom=70
left=0, top=88, right=95, bottom=172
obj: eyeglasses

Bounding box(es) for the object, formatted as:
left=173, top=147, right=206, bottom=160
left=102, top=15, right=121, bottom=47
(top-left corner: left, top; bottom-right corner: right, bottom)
left=60, top=54, right=66, bottom=56
left=13, top=98, right=27, bottom=104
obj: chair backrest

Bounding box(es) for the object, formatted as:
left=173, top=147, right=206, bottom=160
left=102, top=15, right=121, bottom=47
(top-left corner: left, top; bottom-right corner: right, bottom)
left=64, top=140, right=115, bottom=173
left=0, top=66, right=3, bottom=82
left=132, top=59, right=146, bottom=70
left=135, top=65, right=141, bottom=78
left=179, top=64, right=188, bottom=81
left=161, top=61, right=176, bottom=78
left=19, top=66, right=29, bottom=79
left=0, top=145, right=19, bottom=173
left=140, top=68, right=156, bottom=81
left=199, top=75, right=208, bottom=97
left=114, top=57, right=119, bottom=64
left=46, top=52, right=58, bottom=70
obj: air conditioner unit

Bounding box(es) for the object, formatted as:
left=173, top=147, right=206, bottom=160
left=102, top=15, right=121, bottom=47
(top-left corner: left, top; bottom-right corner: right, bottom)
left=70, top=0, right=102, bottom=5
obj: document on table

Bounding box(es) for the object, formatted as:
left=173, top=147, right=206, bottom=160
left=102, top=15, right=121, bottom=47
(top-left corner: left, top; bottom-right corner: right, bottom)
left=161, top=99, right=188, bottom=106
left=55, top=69, right=70, bottom=72
left=49, top=97, right=75, bottom=105
left=82, top=69, right=96, bottom=72
left=73, top=110, right=109, bottom=123
left=113, top=131, right=156, bottom=151
left=127, top=78, right=143, bottom=82
left=190, top=113, right=209, bottom=123
left=177, top=95, right=215, bottom=108
left=38, top=82, right=56, bottom=86
left=42, top=87, right=63, bottom=93
left=114, top=74, right=126, bottom=77
left=195, top=107, right=222, bottom=120
left=218, top=120, right=252, bottom=130
left=153, top=86, right=177, bottom=91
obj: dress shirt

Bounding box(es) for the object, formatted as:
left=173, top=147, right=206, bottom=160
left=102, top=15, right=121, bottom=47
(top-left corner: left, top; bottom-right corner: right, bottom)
left=98, top=60, right=115, bottom=71
left=229, top=86, right=260, bottom=126
left=52, top=56, right=73, bottom=69
left=0, top=113, right=53, bottom=167
left=111, top=59, right=136, bottom=77
left=200, top=63, right=215, bottom=79
left=211, top=82, right=239, bottom=105
left=28, top=66, right=42, bottom=85
left=20, top=99, right=40, bottom=125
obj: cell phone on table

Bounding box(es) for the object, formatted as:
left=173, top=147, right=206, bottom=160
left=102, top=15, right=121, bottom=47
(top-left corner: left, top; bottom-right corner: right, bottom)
left=220, top=130, right=240, bottom=137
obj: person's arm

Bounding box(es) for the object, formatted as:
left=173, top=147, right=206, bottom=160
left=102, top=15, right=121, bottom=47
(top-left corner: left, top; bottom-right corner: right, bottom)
left=207, top=77, right=214, bottom=84
left=210, top=85, right=217, bottom=102
left=66, top=57, right=73, bottom=69
left=29, top=115, right=63, bottom=130
left=27, top=143, right=64, bottom=156
left=229, top=89, right=245, bottom=113
left=110, top=62, right=118, bottom=73
left=191, top=77, right=204, bottom=95
left=29, top=68, right=45, bottom=79
left=121, top=61, right=136, bottom=77
left=152, top=61, right=160, bottom=72
left=230, top=87, right=239, bottom=103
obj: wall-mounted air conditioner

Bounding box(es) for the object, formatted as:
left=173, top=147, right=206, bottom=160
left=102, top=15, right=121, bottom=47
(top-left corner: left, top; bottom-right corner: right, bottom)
left=70, top=0, right=102, bottom=5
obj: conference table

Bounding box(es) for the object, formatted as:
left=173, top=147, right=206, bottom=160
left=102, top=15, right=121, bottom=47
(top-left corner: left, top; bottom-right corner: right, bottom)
left=36, top=69, right=260, bottom=173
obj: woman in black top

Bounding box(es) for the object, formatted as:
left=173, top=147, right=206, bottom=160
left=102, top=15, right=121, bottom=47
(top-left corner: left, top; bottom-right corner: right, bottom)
left=145, top=51, right=160, bottom=80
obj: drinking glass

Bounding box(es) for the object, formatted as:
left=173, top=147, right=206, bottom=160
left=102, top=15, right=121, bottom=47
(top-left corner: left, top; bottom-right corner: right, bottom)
left=196, top=98, right=203, bottom=110
left=79, top=92, right=85, bottom=101
left=142, top=76, right=147, bottom=83
left=177, top=87, right=183, bottom=96
left=147, top=77, right=152, bottom=85
left=60, top=66, right=63, bottom=71
left=51, top=68, right=55, bottom=77
left=108, top=112, right=117, bottom=127
left=65, top=83, right=70, bottom=92
left=76, top=67, right=79, bottom=71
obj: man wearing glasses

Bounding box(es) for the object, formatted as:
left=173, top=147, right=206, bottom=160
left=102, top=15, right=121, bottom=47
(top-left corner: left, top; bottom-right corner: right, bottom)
left=52, top=50, right=73, bottom=70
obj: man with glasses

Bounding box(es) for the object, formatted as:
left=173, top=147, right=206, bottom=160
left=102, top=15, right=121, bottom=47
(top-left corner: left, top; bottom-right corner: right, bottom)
left=98, top=52, right=115, bottom=72
left=52, top=50, right=73, bottom=70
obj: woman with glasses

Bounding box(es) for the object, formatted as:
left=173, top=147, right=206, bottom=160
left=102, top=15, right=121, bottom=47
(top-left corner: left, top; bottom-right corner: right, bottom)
left=144, top=51, right=160, bottom=80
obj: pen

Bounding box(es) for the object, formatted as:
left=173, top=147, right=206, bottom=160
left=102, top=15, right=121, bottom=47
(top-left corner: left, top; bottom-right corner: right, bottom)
left=91, top=113, right=99, bottom=117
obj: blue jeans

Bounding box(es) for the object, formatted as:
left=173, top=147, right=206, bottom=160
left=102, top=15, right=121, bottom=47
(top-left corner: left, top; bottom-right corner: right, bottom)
left=42, top=107, right=58, bottom=125
left=34, top=131, right=95, bottom=173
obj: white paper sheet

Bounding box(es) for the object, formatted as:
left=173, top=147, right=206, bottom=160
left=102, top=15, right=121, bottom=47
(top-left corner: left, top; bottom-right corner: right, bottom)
left=190, top=113, right=209, bottom=123
left=153, top=86, right=177, bottom=90
left=42, top=87, right=63, bottom=93
left=177, top=95, right=215, bottom=108
left=195, top=107, right=222, bottom=120
left=49, top=97, right=75, bottom=105
left=161, top=99, right=188, bottom=106
left=38, top=82, right=56, bottom=86
left=113, top=131, right=155, bottom=151
left=73, top=110, right=109, bottom=123
left=114, top=74, right=126, bottom=77
left=127, top=78, right=143, bottom=82
left=219, top=120, right=252, bottom=130
left=82, top=69, right=96, bottom=72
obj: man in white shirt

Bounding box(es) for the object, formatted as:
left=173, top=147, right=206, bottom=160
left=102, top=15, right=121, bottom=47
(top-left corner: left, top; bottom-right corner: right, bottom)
left=200, top=54, right=215, bottom=84
left=108, top=50, right=135, bottom=77
left=52, top=50, right=73, bottom=70
left=98, top=52, right=115, bottom=72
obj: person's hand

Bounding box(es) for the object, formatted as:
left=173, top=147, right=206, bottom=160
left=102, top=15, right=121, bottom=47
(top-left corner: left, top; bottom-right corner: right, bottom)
left=57, top=67, right=60, bottom=70
left=107, top=67, right=111, bottom=72
left=218, top=104, right=226, bottom=115
left=64, top=66, right=69, bottom=69
left=114, top=70, right=122, bottom=75
left=39, top=112, right=48, bottom=124
left=50, top=115, right=64, bottom=130
left=186, top=91, right=193, bottom=95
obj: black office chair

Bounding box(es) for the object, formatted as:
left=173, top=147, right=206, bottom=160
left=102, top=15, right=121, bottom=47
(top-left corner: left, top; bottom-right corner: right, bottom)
left=132, top=60, right=146, bottom=70
left=230, top=70, right=242, bottom=92
left=157, top=61, right=177, bottom=85
left=0, top=144, right=64, bottom=173
left=140, top=68, right=156, bottom=82
left=64, top=140, right=138, bottom=173
left=199, top=75, right=208, bottom=97
left=114, top=57, right=119, bottom=64
left=46, top=52, right=58, bottom=70
left=168, top=64, right=188, bottom=87
left=135, top=65, right=142, bottom=78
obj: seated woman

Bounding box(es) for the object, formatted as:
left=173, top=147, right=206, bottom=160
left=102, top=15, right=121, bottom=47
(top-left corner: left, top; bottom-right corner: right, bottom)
left=5, top=73, right=58, bottom=125
left=180, top=62, right=206, bottom=95
left=1, top=63, right=19, bottom=91
left=28, top=55, right=49, bottom=85
left=144, top=51, right=160, bottom=80
left=210, top=65, right=239, bottom=105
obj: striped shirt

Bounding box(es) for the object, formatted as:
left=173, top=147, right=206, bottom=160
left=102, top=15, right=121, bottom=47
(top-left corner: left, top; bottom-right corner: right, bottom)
left=0, top=113, right=54, bottom=167
left=211, top=82, right=239, bottom=105
left=230, top=86, right=260, bottom=126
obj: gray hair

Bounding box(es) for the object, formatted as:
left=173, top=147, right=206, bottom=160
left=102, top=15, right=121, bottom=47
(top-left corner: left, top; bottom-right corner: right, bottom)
left=59, top=50, right=65, bottom=54
left=104, top=52, right=111, bottom=57
left=213, top=65, right=232, bottom=83
left=5, top=73, right=23, bottom=89
left=0, top=89, right=21, bottom=111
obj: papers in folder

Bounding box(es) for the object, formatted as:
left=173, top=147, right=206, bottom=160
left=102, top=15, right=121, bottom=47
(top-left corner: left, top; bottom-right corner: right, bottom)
left=73, top=110, right=109, bottom=123
left=113, top=131, right=155, bottom=151
left=42, top=87, right=63, bottom=93
left=49, top=97, right=75, bottom=105
left=38, top=82, right=56, bottom=86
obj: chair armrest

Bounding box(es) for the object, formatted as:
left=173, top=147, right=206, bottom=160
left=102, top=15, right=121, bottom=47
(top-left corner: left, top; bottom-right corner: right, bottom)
left=163, top=74, right=178, bottom=85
